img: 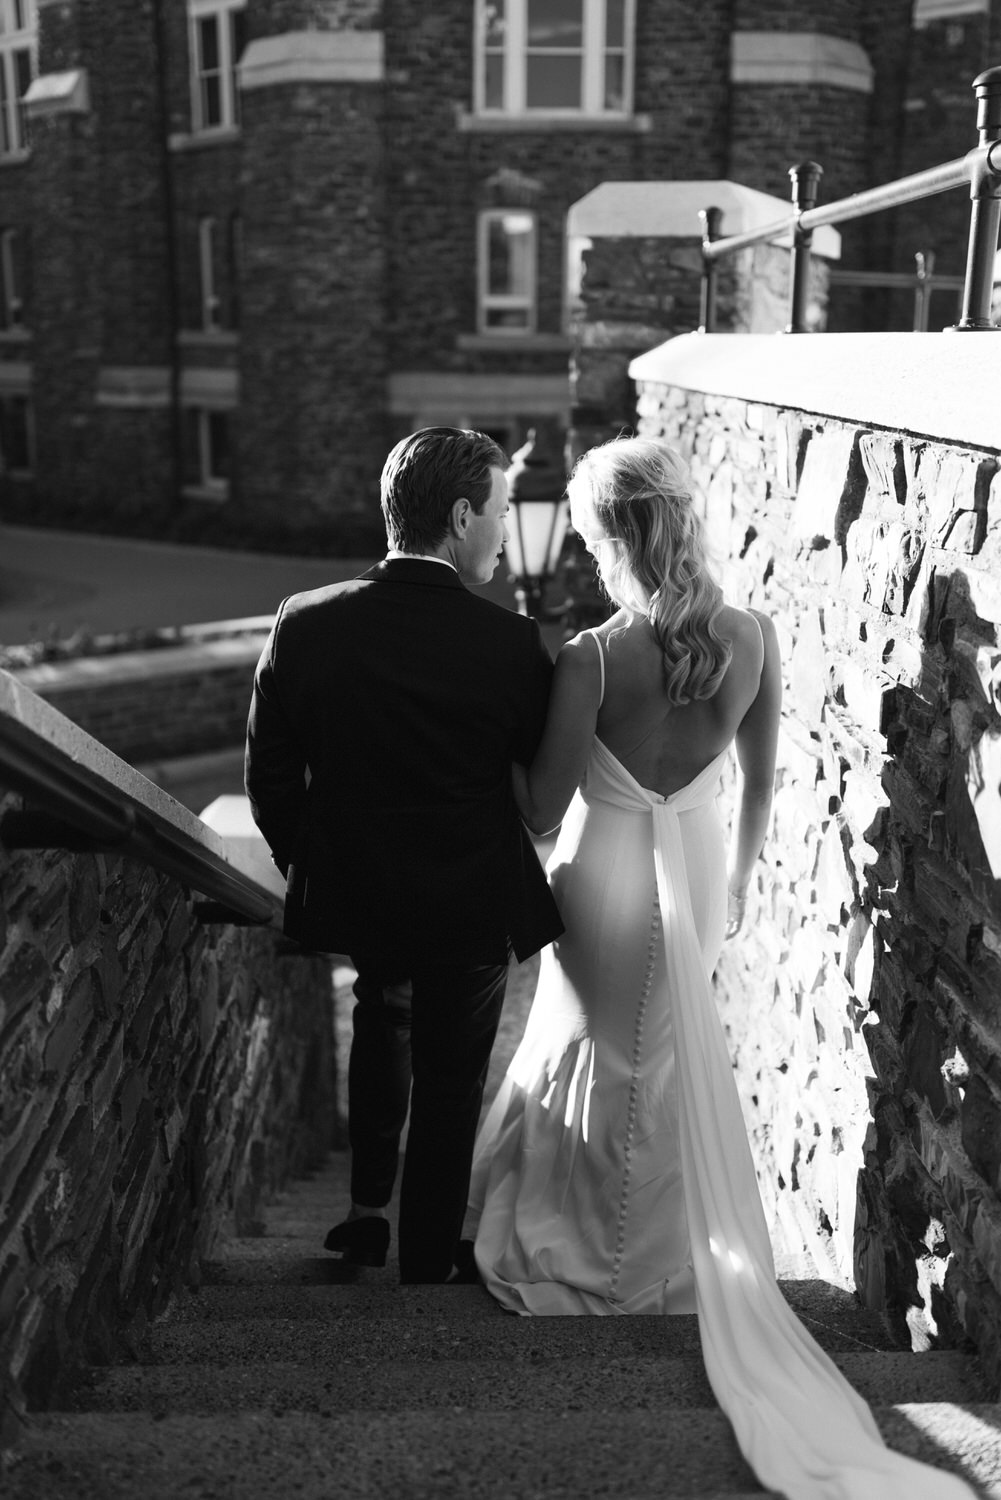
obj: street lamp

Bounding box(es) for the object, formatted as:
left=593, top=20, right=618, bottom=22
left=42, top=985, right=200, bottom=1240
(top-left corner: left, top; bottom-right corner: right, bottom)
left=504, top=425, right=571, bottom=618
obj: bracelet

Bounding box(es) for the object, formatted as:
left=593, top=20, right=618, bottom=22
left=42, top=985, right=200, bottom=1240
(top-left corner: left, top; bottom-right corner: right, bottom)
left=729, top=889, right=747, bottom=905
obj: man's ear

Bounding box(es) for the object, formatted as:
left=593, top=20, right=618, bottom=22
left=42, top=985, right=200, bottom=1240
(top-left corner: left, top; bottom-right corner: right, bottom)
left=449, top=496, right=472, bottom=537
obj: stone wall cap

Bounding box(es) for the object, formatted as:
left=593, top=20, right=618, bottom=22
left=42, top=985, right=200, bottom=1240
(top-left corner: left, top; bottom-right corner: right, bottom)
left=730, top=33, right=874, bottom=94
left=629, top=331, right=1000, bottom=450
left=15, top=633, right=269, bottom=693
left=240, top=31, right=383, bottom=89
left=0, top=666, right=284, bottom=908
left=24, top=69, right=90, bottom=117
left=567, top=181, right=841, bottom=259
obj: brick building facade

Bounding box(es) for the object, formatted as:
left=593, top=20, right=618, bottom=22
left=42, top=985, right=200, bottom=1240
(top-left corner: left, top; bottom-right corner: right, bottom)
left=0, top=0, right=996, bottom=547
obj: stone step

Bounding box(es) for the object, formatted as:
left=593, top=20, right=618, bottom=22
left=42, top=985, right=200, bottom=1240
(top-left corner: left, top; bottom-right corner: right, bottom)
left=145, top=1305, right=918, bottom=1367
left=65, top=1350, right=987, bottom=1415
left=8, top=1407, right=999, bottom=1500
left=164, top=1276, right=904, bottom=1353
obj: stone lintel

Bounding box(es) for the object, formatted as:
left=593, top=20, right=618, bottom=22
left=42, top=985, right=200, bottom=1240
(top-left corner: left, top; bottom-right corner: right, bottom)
left=239, top=31, right=383, bottom=90
left=95, top=366, right=239, bottom=409
left=731, top=33, right=874, bottom=94
left=96, top=366, right=171, bottom=409
left=914, top=0, right=989, bottom=23
left=180, top=368, right=239, bottom=409
left=0, top=360, right=31, bottom=394
left=567, top=180, right=842, bottom=260
left=24, top=69, right=91, bottom=118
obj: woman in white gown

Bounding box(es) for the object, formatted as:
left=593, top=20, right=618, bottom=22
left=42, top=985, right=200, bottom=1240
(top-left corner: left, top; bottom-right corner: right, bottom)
left=468, top=437, right=976, bottom=1500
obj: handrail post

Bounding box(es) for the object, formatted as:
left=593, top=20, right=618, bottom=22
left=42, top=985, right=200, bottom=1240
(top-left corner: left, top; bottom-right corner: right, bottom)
left=948, top=66, right=1001, bottom=331
left=913, top=251, right=934, bottom=332
left=785, top=161, right=824, bottom=333
left=698, top=206, right=722, bottom=332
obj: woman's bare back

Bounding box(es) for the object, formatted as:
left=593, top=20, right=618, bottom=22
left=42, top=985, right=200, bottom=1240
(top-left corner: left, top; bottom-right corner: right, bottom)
left=593, top=605, right=765, bottom=798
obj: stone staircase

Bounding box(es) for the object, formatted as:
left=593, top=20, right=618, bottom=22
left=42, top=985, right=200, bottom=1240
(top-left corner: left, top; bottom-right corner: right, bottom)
left=6, top=947, right=1001, bottom=1498
left=4, top=1142, right=1001, bottom=1500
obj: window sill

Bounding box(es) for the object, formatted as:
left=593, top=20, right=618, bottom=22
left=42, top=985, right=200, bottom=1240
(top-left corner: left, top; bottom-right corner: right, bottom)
left=177, top=330, right=240, bottom=349
left=182, top=484, right=230, bottom=504
left=457, top=333, right=571, bottom=353
left=168, top=128, right=241, bottom=153
left=0, top=328, right=32, bottom=346
left=0, top=149, right=31, bottom=168
left=456, top=109, right=651, bottom=134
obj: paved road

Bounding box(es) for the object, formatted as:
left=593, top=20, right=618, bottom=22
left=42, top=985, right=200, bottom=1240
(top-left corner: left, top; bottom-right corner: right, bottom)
left=0, top=523, right=557, bottom=815
left=0, top=524, right=523, bottom=645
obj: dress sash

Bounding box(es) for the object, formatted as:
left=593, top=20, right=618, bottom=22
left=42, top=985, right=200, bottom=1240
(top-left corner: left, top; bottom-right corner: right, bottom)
left=586, top=738, right=976, bottom=1500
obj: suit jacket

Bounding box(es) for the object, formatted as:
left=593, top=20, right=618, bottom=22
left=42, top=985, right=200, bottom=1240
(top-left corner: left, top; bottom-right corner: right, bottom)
left=244, top=558, right=564, bottom=967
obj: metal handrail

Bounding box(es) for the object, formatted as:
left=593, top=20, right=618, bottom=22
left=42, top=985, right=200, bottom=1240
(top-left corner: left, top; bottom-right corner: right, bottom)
left=0, top=670, right=281, bottom=926
left=699, top=66, right=1001, bottom=334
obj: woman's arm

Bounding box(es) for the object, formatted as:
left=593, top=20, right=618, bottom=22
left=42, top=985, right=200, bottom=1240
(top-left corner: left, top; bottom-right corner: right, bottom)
left=726, top=611, right=782, bottom=936
left=512, top=633, right=603, bottom=835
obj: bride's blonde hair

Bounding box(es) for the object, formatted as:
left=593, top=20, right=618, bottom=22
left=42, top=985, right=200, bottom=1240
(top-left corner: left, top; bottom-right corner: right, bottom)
left=569, top=436, right=731, bottom=705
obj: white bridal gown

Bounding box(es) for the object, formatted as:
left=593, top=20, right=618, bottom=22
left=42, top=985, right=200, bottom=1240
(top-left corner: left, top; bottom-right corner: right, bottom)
left=468, top=659, right=976, bottom=1499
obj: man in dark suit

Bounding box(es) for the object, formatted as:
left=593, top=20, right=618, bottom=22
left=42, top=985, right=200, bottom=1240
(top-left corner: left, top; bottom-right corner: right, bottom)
left=245, top=427, right=563, bottom=1284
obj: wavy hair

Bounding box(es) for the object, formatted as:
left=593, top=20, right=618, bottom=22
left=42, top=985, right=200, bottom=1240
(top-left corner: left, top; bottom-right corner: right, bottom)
left=568, top=437, right=731, bottom=705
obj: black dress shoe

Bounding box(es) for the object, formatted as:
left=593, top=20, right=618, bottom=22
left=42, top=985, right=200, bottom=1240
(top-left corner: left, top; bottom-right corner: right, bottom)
left=323, top=1216, right=390, bottom=1267
left=446, top=1238, right=482, bottom=1285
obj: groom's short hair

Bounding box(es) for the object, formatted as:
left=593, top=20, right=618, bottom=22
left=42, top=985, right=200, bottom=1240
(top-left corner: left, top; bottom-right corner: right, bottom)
left=381, top=427, right=509, bottom=554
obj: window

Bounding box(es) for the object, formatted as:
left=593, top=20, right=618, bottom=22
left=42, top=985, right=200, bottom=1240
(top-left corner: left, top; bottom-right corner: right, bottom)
left=0, top=0, right=36, bottom=157
left=0, top=393, right=33, bottom=474
left=190, top=0, right=247, bottom=134
left=476, top=0, right=633, bottom=115
left=1, top=227, right=22, bottom=327
left=199, top=217, right=220, bottom=330
left=479, top=210, right=537, bottom=334
left=185, top=407, right=231, bottom=496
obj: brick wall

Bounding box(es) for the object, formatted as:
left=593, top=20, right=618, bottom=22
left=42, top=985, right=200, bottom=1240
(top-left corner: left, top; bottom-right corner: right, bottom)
left=0, top=792, right=337, bottom=1438
left=6, top=0, right=995, bottom=541
left=632, top=374, right=1001, bottom=1382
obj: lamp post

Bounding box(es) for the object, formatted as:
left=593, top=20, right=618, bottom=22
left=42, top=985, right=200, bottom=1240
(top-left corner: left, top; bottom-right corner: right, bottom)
left=504, top=425, right=571, bottom=619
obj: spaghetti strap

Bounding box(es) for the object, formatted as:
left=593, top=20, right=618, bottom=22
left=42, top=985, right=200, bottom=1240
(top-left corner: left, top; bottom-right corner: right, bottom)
left=590, top=631, right=606, bottom=709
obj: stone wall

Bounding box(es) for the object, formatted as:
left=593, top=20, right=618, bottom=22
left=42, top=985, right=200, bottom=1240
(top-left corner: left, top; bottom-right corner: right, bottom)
left=0, top=787, right=337, bottom=1441
left=632, top=351, right=1001, bottom=1383
left=14, top=634, right=267, bottom=764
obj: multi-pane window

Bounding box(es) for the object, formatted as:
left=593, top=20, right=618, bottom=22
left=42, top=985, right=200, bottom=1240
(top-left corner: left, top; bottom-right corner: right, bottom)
left=479, top=210, right=536, bottom=334
left=0, top=0, right=37, bottom=158
left=477, top=0, right=633, bottom=115
left=0, top=227, right=22, bottom=328
left=190, top=0, right=247, bottom=133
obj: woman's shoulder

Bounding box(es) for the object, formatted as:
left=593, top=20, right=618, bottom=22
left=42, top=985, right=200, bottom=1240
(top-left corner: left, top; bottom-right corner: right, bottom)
left=717, top=604, right=777, bottom=654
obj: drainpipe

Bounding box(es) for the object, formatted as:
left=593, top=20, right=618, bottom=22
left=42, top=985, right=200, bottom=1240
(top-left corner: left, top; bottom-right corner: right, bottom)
left=151, top=0, right=184, bottom=503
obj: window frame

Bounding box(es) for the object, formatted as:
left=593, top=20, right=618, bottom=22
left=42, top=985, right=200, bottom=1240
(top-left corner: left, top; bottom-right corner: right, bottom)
left=199, top=216, right=221, bottom=331
left=197, top=407, right=230, bottom=496
left=189, top=0, right=247, bottom=136
left=0, top=391, right=34, bottom=476
left=474, top=0, right=634, bottom=118
left=477, top=208, right=538, bottom=336
left=0, top=0, right=37, bottom=159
